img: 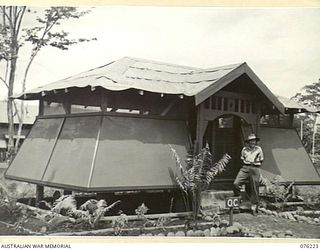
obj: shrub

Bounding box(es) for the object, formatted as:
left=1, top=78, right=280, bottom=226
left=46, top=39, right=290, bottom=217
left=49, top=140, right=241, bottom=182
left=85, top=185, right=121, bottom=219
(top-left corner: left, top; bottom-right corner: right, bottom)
left=170, top=144, right=231, bottom=223
left=112, top=213, right=128, bottom=236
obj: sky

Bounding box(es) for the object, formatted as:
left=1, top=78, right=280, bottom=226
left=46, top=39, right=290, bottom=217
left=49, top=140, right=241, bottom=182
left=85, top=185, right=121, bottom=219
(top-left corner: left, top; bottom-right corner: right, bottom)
left=1, top=6, right=320, bottom=101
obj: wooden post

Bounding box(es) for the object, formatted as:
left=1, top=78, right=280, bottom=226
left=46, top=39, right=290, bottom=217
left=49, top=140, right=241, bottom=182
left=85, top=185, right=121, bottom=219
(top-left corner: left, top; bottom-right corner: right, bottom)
left=39, top=99, right=44, bottom=116
left=255, top=103, right=261, bottom=136
left=312, top=129, right=315, bottom=164
left=211, top=120, right=216, bottom=155
left=312, top=115, right=316, bottom=163
left=243, top=99, right=246, bottom=113
left=100, top=92, right=108, bottom=112
left=221, top=97, right=224, bottom=111
left=35, top=185, right=44, bottom=207
left=196, top=105, right=203, bottom=153
left=62, top=98, right=71, bottom=195
left=300, top=119, right=303, bottom=140
left=226, top=197, right=239, bottom=226
left=195, top=104, right=208, bottom=152
left=62, top=100, right=71, bottom=114
left=35, top=100, right=45, bottom=207
left=289, top=113, right=294, bottom=128
left=229, top=207, right=234, bottom=226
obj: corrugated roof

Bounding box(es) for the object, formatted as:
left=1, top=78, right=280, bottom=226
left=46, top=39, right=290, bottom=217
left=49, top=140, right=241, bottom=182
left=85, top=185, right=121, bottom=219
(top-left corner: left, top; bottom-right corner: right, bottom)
left=14, top=57, right=242, bottom=98
left=0, top=100, right=37, bottom=125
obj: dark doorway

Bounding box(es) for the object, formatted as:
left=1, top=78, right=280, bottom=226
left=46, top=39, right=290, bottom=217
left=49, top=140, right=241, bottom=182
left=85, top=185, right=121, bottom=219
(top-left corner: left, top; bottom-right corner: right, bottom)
left=204, top=115, right=243, bottom=180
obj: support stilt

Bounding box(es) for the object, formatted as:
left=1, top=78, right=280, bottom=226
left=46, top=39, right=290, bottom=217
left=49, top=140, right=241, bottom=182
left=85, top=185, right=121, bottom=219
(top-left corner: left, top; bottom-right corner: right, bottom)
left=35, top=185, right=44, bottom=207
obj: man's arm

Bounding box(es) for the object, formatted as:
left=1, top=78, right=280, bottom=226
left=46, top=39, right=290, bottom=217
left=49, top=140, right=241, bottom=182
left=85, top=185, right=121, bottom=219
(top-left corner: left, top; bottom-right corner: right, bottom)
left=241, top=147, right=251, bottom=164
left=253, top=147, right=264, bottom=165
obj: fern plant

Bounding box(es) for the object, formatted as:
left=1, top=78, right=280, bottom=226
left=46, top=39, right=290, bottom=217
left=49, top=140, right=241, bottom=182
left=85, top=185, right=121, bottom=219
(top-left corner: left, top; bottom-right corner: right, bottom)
left=170, top=144, right=231, bottom=222
left=112, top=213, right=128, bottom=236
left=260, top=176, right=300, bottom=206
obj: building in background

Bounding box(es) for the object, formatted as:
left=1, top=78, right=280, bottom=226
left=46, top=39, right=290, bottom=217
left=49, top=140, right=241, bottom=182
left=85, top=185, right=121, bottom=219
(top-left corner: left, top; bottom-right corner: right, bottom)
left=0, top=100, right=38, bottom=163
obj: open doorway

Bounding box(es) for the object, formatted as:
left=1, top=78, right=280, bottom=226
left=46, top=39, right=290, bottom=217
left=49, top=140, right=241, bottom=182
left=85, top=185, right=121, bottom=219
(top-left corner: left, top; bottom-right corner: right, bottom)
left=203, top=115, right=248, bottom=180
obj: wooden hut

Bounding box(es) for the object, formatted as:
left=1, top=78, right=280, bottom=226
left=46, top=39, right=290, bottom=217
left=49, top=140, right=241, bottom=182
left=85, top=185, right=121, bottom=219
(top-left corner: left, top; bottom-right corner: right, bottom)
left=5, top=57, right=320, bottom=210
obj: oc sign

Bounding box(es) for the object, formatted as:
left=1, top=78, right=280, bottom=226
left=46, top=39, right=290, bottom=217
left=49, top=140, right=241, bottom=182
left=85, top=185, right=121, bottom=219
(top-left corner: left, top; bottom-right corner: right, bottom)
left=225, top=197, right=240, bottom=208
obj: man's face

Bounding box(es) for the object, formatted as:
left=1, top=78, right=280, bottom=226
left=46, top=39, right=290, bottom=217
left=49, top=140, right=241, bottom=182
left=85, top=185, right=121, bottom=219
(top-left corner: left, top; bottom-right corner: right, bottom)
left=248, top=139, right=256, bottom=148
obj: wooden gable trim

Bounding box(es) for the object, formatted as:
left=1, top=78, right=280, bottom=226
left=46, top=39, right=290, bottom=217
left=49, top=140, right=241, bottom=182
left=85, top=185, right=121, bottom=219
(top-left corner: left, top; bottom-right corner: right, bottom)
left=243, top=65, right=285, bottom=114
left=195, top=63, right=285, bottom=114
left=195, top=63, right=246, bottom=106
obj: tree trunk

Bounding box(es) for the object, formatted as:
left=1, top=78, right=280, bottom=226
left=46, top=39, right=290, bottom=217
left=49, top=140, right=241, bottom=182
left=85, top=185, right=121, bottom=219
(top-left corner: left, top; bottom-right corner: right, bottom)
left=5, top=6, right=25, bottom=160
left=14, top=101, right=24, bottom=153
left=7, top=46, right=18, bottom=161
left=14, top=53, right=37, bottom=153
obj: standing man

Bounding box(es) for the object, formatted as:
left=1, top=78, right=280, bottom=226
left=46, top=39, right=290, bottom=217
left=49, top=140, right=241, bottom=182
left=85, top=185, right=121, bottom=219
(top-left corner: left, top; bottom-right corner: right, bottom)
left=233, top=134, right=264, bottom=215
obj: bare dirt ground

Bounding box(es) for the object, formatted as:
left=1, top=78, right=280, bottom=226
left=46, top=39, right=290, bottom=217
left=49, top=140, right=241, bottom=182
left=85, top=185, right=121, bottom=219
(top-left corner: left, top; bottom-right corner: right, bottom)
left=0, top=203, right=319, bottom=238
left=1, top=168, right=320, bottom=238
left=223, top=212, right=320, bottom=239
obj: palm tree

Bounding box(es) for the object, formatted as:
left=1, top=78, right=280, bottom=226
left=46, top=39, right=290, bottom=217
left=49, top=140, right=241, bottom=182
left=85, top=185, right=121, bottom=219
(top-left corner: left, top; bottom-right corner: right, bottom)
left=170, top=144, right=231, bottom=222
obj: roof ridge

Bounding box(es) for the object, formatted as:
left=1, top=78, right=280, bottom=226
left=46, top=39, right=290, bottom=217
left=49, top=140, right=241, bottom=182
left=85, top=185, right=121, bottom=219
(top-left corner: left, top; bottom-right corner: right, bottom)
left=123, top=56, right=200, bottom=70
left=199, top=62, right=245, bottom=72
left=124, top=56, right=244, bottom=71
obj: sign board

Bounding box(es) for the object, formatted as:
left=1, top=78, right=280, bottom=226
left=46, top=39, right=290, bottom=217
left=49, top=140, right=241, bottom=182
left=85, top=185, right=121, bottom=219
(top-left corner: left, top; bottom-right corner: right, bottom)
left=225, top=197, right=240, bottom=226
left=225, top=197, right=240, bottom=208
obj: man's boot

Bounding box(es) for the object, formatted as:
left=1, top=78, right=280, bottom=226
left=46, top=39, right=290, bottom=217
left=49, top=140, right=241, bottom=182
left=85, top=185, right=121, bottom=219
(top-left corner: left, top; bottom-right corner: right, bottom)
left=251, top=204, right=258, bottom=216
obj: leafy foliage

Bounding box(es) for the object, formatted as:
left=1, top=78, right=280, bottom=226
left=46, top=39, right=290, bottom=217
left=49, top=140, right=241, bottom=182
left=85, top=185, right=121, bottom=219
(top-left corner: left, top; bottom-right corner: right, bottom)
left=292, top=80, right=320, bottom=108
left=112, top=213, right=128, bottom=236
left=52, top=196, right=121, bottom=228
left=170, top=144, right=231, bottom=222
left=22, top=7, right=96, bottom=51
left=260, top=175, right=302, bottom=209
left=291, top=79, right=320, bottom=169
left=152, top=215, right=171, bottom=231
left=0, top=24, right=10, bottom=61
left=293, top=114, right=319, bottom=154
left=0, top=182, right=30, bottom=233
left=135, top=203, right=152, bottom=232
left=0, top=6, right=96, bottom=157
left=52, top=195, right=77, bottom=215
left=87, top=200, right=121, bottom=228
left=135, top=203, right=149, bottom=218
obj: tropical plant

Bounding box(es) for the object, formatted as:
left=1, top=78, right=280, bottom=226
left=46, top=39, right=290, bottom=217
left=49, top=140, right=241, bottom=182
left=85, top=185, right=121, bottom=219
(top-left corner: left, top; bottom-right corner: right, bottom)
left=112, top=213, right=128, bottom=236
left=135, top=203, right=152, bottom=232
left=169, top=144, right=231, bottom=223
left=152, top=215, right=171, bottom=231
left=259, top=175, right=302, bottom=211
left=292, top=79, right=320, bottom=108
left=52, top=196, right=121, bottom=228
left=135, top=202, right=149, bottom=218
left=89, top=200, right=121, bottom=228
left=292, top=78, right=320, bottom=168
left=0, top=182, right=30, bottom=233
left=52, top=195, right=77, bottom=216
